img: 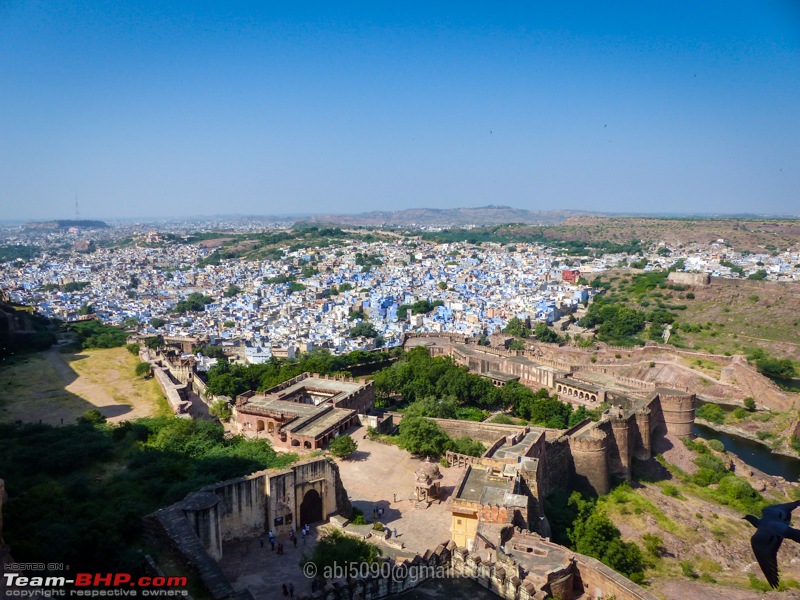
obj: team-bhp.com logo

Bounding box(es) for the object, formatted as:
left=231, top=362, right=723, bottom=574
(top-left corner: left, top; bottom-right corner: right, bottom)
left=4, top=572, right=188, bottom=597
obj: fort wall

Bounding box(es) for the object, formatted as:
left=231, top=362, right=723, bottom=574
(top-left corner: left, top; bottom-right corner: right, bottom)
left=658, top=391, right=696, bottom=438
left=570, top=430, right=610, bottom=496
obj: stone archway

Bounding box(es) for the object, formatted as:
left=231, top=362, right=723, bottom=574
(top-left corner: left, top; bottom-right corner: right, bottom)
left=300, top=489, right=323, bottom=526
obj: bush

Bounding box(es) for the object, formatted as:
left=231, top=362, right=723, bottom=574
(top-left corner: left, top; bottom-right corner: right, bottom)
left=209, top=399, right=232, bottom=422
left=680, top=560, right=697, bottom=578
left=696, top=403, right=725, bottom=425
left=743, top=397, right=756, bottom=411
left=329, top=434, right=358, bottom=459
left=126, top=343, right=141, bottom=356
left=77, top=409, right=107, bottom=425
left=134, top=362, right=151, bottom=377
left=733, top=407, right=748, bottom=420
left=707, top=439, right=725, bottom=452
left=372, top=522, right=384, bottom=531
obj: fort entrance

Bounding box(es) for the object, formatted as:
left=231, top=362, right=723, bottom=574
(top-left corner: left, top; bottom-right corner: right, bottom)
left=300, top=488, right=322, bottom=526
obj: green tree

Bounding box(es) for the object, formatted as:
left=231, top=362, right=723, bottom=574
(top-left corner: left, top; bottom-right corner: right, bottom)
left=77, top=304, right=95, bottom=316
left=303, top=530, right=380, bottom=574
left=150, top=317, right=167, bottom=328
left=503, top=317, right=531, bottom=338
left=126, top=343, right=141, bottom=356
left=135, top=362, right=151, bottom=377
left=209, top=399, right=232, bottom=421
left=328, top=434, right=358, bottom=459
left=397, top=417, right=451, bottom=458
left=349, top=322, right=379, bottom=338
left=533, top=323, right=561, bottom=343
left=223, top=284, right=242, bottom=298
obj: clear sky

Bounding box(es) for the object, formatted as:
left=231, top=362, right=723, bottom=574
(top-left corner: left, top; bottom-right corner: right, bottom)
left=1, top=1, right=799, bottom=220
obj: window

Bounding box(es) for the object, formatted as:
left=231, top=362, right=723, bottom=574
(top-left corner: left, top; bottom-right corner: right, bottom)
left=457, top=519, right=462, bottom=525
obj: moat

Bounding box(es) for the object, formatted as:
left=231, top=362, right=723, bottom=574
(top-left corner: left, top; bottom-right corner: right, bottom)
left=694, top=422, right=800, bottom=481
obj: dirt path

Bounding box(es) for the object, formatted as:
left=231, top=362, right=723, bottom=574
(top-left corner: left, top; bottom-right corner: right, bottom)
left=0, top=347, right=166, bottom=425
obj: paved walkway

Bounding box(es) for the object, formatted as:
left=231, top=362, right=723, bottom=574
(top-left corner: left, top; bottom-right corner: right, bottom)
left=335, top=426, right=462, bottom=555
left=218, top=426, right=466, bottom=597
left=219, top=525, right=321, bottom=598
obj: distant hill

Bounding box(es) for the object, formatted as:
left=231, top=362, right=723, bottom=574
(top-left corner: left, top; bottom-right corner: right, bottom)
left=304, top=206, right=602, bottom=227
left=25, top=219, right=109, bottom=230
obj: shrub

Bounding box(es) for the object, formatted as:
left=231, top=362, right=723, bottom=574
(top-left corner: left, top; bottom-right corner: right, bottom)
left=329, top=434, right=358, bottom=459
left=696, top=403, right=725, bottom=425
left=77, top=409, right=107, bottom=425
left=743, top=397, right=756, bottom=411
left=642, top=533, right=663, bottom=557
left=680, top=560, right=697, bottom=578
left=733, top=408, right=748, bottom=420
left=126, top=343, right=141, bottom=356
left=134, top=362, right=151, bottom=377
left=707, top=439, right=725, bottom=452
left=209, top=399, right=232, bottom=422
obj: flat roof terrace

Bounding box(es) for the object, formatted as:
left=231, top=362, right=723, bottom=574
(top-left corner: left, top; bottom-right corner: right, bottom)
left=238, top=397, right=320, bottom=419
left=292, top=407, right=355, bottom=437
left=455, top=466, right=514, bottom=504
left=273, top=377, right=363, bottom=401
left=490, top=429, right=542, bottom=461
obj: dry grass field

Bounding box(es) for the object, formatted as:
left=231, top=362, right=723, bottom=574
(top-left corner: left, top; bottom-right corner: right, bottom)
left=0, top=347, right=170, bottom=425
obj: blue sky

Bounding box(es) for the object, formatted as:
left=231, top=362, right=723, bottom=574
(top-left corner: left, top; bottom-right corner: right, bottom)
left=1, top=2, right=799, bottom=220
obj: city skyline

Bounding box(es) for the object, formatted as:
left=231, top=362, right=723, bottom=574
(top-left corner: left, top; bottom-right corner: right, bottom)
left=2, top=2, right=799, bottom=220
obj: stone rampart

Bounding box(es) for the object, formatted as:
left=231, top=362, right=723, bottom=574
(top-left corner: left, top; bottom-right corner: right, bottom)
left=658, top=391, right=696, bottom=438
left=431, top=418, right=530, bottom=446
left=569, top=430, right=609, bottom=496
left=573, top=554, right=660, bottom=600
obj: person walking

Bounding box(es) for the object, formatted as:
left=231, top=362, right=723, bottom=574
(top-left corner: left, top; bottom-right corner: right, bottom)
left=259, top=534, right=265, bottom=548
left=289, top=583, right=294, bottom=598
left=282, top=583, right=288, bottom=596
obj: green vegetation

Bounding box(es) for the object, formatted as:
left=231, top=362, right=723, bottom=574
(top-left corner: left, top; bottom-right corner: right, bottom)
left=205, top=348, right=398, bottom=398
left=172, top=292, right=213, bottom=313
left=395, top=416, right=484, bottom=459
left=396, top=299, right=444, bottom=320
left=209, top=399, right=232, bottom=421
left=503, top=316, right=531, bottom=338
left=68, top=320, right=128, bottom=349
left=0, top=244, right=40, bottom=262
left=0, top=417, right=295, bottom=570
left=695, top=403, right=725, bottom=424
left=149, top=317, right=167, bottom=328
left=303, top=530, right=380, bottom=574
left=328, top=434, right=358, bottom=459
left=374, top=348, right=597, bottom=428
left=678, top=438, right=764, bottom=514
left=223, top=284, right=242, bottom=297
left=545, top=488, right=645, bottom=583
left=63, top=281, right=90, bottom=292
left=134, top=362, right=151, bottom=377
left=349, top=322, right=379, bottom=338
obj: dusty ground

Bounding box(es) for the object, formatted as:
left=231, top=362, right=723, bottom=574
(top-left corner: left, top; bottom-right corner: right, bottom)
left=218, top=426, right=465, bottom=598
left=0, top=347, right=168, bottom=425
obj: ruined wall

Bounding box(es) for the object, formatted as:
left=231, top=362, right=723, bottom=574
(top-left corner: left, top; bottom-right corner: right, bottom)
left=431, top=418, right=529, bottom=446
left=570, top=430, right=610, bottom=496
left=573, top=554, right=660, bottom=600
left=201, top=472, right=269, bottom=541
left=667, top=272, right=710, bottom=286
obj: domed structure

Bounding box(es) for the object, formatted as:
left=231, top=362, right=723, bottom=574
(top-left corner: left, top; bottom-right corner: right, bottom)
left=414, top=459, right=443, bottom=505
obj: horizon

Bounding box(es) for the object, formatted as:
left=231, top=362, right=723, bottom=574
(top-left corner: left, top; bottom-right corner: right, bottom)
left=1, top=2, right=799, bottom=220
left=3, top=205, right=800, bottom=226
